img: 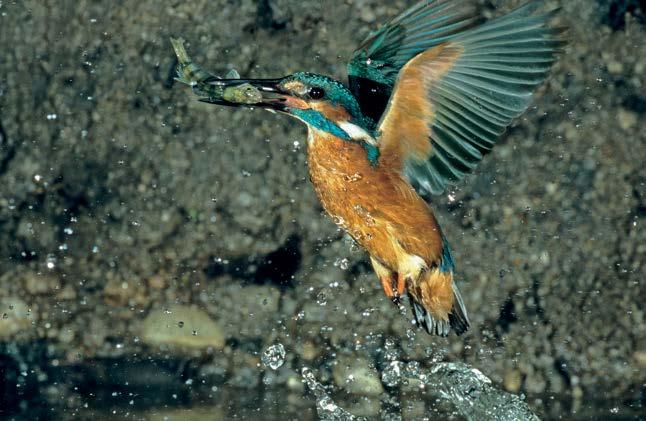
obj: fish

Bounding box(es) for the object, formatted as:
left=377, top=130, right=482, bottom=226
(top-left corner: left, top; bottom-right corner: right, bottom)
left=222, top=83, right=263, bottom=104
left=170, top=37, right=262, bottom=105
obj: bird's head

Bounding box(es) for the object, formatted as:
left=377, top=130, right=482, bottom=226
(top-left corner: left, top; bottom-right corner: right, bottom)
left=203, top=72, right=376, bottom=144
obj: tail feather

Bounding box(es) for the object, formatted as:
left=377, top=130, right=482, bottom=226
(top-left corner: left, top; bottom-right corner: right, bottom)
left=409, top=279, right=470, bottom=337
left=448, top=281, right=470, bottom=335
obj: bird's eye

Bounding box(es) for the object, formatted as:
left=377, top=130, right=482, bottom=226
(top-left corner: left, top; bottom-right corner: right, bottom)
left=308, top=87, right=325, bottom=99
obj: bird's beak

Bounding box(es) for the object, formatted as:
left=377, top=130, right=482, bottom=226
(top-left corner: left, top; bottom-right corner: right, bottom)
left=197, top=77, right=309, bottom=112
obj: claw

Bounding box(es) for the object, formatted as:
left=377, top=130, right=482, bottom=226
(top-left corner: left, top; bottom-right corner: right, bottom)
left=392, top=291, right=401, bottom=305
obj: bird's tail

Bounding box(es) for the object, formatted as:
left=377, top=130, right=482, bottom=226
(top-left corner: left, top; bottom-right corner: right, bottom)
left=408, top=269, right=470, bottom=337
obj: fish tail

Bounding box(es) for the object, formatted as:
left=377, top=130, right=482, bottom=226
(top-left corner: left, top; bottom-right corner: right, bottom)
left=170, top=37, right=217, bottom=86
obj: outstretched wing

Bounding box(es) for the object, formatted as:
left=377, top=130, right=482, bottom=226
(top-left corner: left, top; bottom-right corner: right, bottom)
left=347, top=0, right=482, bottom=123
left=376, top=2, right=564, bottom=195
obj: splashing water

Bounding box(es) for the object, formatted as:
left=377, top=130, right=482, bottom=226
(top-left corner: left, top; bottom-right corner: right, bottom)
left=261, top=344, right=286, bottom=370
left=303, top=362, right=539, bottom=421
left=425, top=363, right=539, bottom=420
left=301, top=367, right=365, bottom=421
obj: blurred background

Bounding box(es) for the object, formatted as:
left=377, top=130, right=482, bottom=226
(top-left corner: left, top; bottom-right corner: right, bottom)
left=0, top=0, right=644, bottom=419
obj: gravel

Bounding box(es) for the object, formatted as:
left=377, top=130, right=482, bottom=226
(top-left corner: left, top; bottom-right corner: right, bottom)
left=0, top=0, right=644, bottom=418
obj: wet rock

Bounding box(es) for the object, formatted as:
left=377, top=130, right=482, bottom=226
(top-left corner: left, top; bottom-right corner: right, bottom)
left=22, top=271, right=59, bottom=295
left=287, top=374, right=305, bottom=393
left=295, top=340, right=318, bottom=361
left=55, top=285, right=77, bottom=300
left=634, top=350, right=646, bottom=367
left=210, top=284, right=282, bottom=339
left=504, top=369, right=522, bottom=393
left=198, top=355, right=230, bottom=385
left=228, top=365, right=260, bottom=389
left=333, top=356, right=384, bottom=396
left=82, top=317, right=108, bottom=352
left=142, top=407, right=226, bottom=421
left=617, top=107, right=638, bottom=130
left=401, top=400, right=426, bottom=420
left=102, top=275, right=133, bottom=307
left=0, top=297, right=32, bottom=340
left=343, top=396, right=381, bottom=418
left=147, top=274, right=167, bottom=290
left=139, top=305, right=225, bottom=351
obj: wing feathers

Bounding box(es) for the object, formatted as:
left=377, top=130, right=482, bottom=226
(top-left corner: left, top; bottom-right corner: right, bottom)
left=376, top=2, right=564, bottom=194
left=348, top=0, right=481, bottom=121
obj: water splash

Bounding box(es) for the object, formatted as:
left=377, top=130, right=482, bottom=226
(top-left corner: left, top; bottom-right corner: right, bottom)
left=301, top=367, right=365, bottom=421
left=425, top=363, right=539, bottom=420
left=303, top=362, right=539, bottom=421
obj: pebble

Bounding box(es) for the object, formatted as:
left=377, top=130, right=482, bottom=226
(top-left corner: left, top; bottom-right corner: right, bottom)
left=617, top=108, right=637, bottom=131
left=504, top=369, right=522, bottom=393
left=0, top=297, right=32, bottom=339
left=634, top=350, right=646, bottom=367
left=147, top=274, right=167, bottom=290
left=139, top=305, right=225, bottom=351
left=332, top=356, right=384, bottom=396
left=23, top=272, right=59, bottom=295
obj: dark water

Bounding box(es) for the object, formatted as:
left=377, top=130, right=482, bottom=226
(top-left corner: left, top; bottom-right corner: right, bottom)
left=1, top=0, right=644, bottom=420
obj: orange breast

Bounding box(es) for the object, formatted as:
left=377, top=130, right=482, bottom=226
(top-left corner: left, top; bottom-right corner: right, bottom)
left=306, top=130, right=444, bottom=270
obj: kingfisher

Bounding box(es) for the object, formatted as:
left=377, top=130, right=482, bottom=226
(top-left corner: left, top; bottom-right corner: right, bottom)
left=172, top=0, right=563, bottom=336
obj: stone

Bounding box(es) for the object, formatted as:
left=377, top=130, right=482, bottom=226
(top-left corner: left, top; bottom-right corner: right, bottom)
left=634, top=350, right=646, bottom=367
left=617, top=108, right=637, bottom=131
left=147, top=274, right=167, bottom=290
left=23, top=272, right=59, bottom=295
left=139, top=305, right=225, bottom=351
left=332, top=356, right=384, bottom=396
left=504, top=369, right=522, bottom=393
left=0, top=297, right=32, bottom=339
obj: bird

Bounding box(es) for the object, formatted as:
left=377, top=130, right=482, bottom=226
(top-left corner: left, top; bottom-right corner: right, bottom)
left=172, top=0, right=564, bottom=336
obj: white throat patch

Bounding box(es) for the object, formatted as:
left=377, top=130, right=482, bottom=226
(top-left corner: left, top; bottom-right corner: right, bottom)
left=338, top=121, right=377, bottom=146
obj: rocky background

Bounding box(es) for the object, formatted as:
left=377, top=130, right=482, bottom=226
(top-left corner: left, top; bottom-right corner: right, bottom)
left=0, top=0, right=644, bottom=419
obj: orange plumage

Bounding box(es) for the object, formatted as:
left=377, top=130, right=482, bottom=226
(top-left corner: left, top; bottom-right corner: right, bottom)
left=307, top=129, right=455, bottom=322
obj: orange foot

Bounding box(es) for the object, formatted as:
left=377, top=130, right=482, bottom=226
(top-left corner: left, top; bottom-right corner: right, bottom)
left=395, top=273, right=407, bottom=302
left=371, top=257, right=401, bottom=304
left=379, top=275, right=396, bottom=301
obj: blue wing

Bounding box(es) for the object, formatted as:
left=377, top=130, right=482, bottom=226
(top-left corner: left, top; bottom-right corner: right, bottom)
left=375, top=2, right=565, bottom=195
left=347, top=0, right=481, bottom=122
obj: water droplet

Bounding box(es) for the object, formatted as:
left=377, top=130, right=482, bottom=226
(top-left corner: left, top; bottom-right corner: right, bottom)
left=382, top=361, right=403, bottom=387
left=316, top=292, right=327, bottom=306
left=45, top=255, right=57, bottom=270
left=404, top=361, right=421, bottom=377
left=334, top=257, right=349, bottom=270
left=343, top=172, right=363, bottom=182
left=261, top=343, right=286, bottom=370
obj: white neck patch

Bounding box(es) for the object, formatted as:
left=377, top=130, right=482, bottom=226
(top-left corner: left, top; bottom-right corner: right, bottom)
left=337, top=121, right=377, bottom=146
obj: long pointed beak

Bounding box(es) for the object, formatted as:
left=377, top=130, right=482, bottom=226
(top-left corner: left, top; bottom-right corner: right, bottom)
left=197, top=77, right=307, bottom=111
